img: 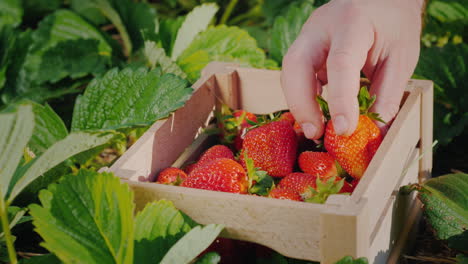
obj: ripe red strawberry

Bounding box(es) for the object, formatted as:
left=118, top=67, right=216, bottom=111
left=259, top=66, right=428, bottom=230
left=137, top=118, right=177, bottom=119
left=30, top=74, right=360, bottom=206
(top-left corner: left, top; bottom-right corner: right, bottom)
left=269, top=188, right=302, bottom=201
left=318, top=87, right=384, bottom=179
left=324, top=115, right=382, bottom=179
left=156, top=167, right=187, bottom=185
left=298, top=152, right=339, bottom=181
left=181, top=158, right=248, bottom=193
left=189, top=145, right=234, bottom=173
left=240, top=120, right=297, bottom=177
left=280, top=112, right=303, bottom=135
left=278, top=172, right=317, bottom=197
left=184, top=163, right=197, bottom=174
left=279, top=112, right=295, bottom=125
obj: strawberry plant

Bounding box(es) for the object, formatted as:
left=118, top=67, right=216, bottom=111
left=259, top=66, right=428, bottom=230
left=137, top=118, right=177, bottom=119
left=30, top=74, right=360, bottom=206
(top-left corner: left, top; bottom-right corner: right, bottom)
left=0, top=0, right=466, bottom=263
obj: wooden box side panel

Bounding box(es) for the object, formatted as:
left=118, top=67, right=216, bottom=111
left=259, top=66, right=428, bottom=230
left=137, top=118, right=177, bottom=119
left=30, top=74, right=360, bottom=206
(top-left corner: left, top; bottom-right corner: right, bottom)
left=350, top=90, right=422, bottom=232
left=109, top=76, right=217, bottom=181
left=367, top=148, right=419, bottom=263
left=128, top=181, right=324, bottom=261
left=215, top=67, right=288, bottom=114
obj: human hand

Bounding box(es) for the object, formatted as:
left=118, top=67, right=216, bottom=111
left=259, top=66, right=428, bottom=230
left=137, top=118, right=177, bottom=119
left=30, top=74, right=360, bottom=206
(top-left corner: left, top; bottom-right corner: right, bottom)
left=281, top=0, right=425, bottom=139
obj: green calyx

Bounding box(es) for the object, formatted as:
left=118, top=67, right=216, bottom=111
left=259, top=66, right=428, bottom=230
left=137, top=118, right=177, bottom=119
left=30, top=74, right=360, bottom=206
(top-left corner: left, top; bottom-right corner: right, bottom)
left=305, top=176, right=347, bottom=204
left=244, top=151, right=274, bottom=196
left=316, top=86, right=385, bottom=123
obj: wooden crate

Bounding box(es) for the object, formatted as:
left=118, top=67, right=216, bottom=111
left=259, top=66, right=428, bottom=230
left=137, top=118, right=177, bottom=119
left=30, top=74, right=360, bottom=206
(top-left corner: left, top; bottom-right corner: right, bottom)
left=105, top=62, right=433, bottom=264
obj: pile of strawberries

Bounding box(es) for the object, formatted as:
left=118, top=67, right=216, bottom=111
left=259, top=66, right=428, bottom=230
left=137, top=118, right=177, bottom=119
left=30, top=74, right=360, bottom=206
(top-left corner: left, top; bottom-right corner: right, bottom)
left=156, top=87, right=385, bottom=203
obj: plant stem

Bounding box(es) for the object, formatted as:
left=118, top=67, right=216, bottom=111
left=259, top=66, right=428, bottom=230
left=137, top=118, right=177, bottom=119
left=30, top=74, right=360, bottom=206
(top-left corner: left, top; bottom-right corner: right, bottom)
left=96, top=0, right=132, bottom=57
left=220, top=0, right=239, bottom=25
left=228, top=5, right=262, bottom=25
left=0, top=197, right=17, bottom=264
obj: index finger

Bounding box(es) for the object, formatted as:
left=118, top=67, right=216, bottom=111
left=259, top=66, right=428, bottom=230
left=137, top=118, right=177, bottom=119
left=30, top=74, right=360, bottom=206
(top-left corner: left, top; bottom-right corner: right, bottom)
left=281, top=30, right=328, bottom=139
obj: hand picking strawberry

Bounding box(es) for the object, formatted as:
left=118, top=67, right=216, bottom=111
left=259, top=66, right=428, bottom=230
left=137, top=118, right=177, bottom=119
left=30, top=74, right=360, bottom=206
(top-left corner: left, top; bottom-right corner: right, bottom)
left=320, top=87, right=384, bottom=179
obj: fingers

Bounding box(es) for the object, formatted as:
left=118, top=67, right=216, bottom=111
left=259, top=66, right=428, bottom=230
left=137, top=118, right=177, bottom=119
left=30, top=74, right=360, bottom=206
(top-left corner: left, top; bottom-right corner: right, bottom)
left=326, top=17, right=374, bottom=135
left=281, top=31, right=328, bottom=139
left=370, top=50, right=418, bottom=132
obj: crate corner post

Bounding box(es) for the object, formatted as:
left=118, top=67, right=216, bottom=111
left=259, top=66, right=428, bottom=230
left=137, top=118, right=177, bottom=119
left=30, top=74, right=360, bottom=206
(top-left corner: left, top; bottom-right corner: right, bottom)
left=320, top=196, right=370, bottom=264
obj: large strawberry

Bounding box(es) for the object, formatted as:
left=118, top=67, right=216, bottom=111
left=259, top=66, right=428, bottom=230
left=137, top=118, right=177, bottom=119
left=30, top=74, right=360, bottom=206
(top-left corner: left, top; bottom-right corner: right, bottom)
left=156, top=167, right=187, bottom=185
left=240, top=120, right=297, bottom=177
left=298, top=152, right=340, bottom=181
left=181, top=158, right=248, bottom=193
left=321, top=87, right=384, bottom=179
left=187, top=144, right=234, bottom=174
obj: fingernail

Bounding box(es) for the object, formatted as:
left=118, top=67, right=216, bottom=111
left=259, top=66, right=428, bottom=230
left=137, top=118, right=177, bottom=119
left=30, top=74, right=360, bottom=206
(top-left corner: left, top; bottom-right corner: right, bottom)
left=333, top=115, right=348, bottom=135
left=302, top=123, right=318, bottom=139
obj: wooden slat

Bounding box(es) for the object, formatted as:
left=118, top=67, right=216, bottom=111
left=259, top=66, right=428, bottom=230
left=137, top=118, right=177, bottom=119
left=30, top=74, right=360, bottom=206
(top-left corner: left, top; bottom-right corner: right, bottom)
left=367, top=148, right=419, bottom=263
left=128, top=181, right=324, bottom=261
left=234, top=67, right=288, bottom=114
left=320, top=197, right=369, bottom=264
left=417, top=80, right=434, bottom=182
left=350, top=90, right=422, bottom=233
left=109, top=76, right=217, bottom=181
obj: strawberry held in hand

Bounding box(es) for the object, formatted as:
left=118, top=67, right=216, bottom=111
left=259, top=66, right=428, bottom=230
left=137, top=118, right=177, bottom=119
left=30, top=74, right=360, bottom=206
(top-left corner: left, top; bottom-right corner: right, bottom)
left=321, top=87, right=384, bottom=179
left=240, top=120, right=298, bottom=177
left=181, top=158, right=248, bottom=193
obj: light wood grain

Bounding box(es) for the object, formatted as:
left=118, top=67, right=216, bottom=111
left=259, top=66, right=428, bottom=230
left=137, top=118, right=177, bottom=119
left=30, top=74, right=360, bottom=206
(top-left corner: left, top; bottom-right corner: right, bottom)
left=127, top=180, right=324, bottom=260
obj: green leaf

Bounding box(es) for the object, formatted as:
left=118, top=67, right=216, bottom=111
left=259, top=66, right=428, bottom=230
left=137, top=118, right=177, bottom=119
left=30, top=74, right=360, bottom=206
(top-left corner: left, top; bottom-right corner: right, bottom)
left=71, top=67, right=192, bottom=131
left=334, top=256, right=369, bottom=264
left=19, top=254, right=62, bottom=264
left=159, top=16, right=184, bottom=56
left=2, top=100, right=68, bottom=155
left=457, top=254, right=468, bottom=264
left=418, top=173, right=468, bottom=240
left=8, top=132, right=116, bottom=202
left=414, top=43, right=468, bottom=145
left=305, top=176, right=346, bottom=204
left=0, top=0, right=23, bottom=28
left=448, top=230, right=468, bottom=251
left=428, top=0, right=468, bottom=23
left=0, top=105, right=34, bottom=200
left=171, top=3, right=219, bottom=60
left=36, top=39, right=111, bottom=84
left=160, top=224, right=224, bottom=264
left=0, top=25, right=16, bottom=91
left=177, top=25, right=270, bottom=82
left=194, top=252, right=221, bottom=264
left=22, top=0, right=61, bottom=22
left=245, top=152, right=274, bottom=196
left=270, top=2, right=314, bottom=63
left=144, top=41, right=187, bottom=78
left=0, top=206, right=29, bottom=239
left=3, top=10, right=112, bottom=105
left=133, top=200, right=196, bottom=263
left=69, top=0, right=108, bottom=25
left=110, top=0, right=160, bottom=52
left=29, top=170, right=134, bottom=264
